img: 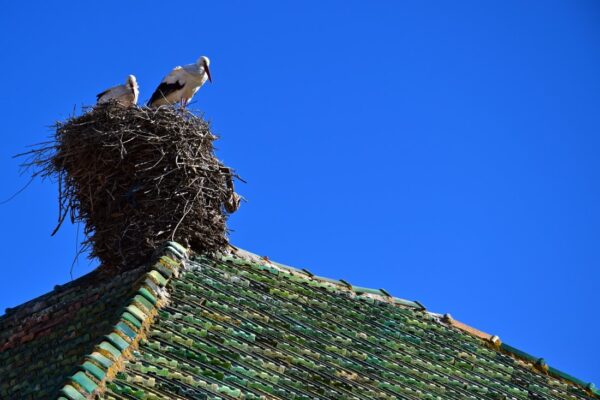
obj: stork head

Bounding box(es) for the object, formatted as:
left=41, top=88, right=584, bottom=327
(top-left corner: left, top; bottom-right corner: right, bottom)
left=127, top=75, right=138, bottom=89
left=197, top=56, right=212, bottom=83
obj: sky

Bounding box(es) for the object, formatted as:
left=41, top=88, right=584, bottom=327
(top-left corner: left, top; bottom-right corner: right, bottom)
left=1, top=0, right=599, bottom=385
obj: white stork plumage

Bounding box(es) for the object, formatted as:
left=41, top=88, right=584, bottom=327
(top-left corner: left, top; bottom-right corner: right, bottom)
left=96, top=75, right=139, bottom=106
left=147, top=56, right=212, bottom=107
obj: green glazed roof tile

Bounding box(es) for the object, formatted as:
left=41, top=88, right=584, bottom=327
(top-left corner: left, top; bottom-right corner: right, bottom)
left=125, top=304, right=147, bottom=321
left=71, top=371, right=97, bottom=394
left=133, top=293, right=154, bottom=312
left=87, top=352, right=113, bottom=369
left=352, top=285, right=386, bottom=296
left=159, top=254, right=180, bottom=270
left=165, top=246, right=185, bottom=261
left=549, top=366, right=590, bottom=388
left=82, top=360, right=106, bottom=381
left=105, top=332, right=130, bottom=351
left=99, top=341, right=121, bottom=359
left=165, top=241, right=187, bottom=256
left=121, top=311, right=143, bottom=328
left=60, top=385, right=86, bottom=400
left=148, top=270, right=167, bottom=286
left=142, top=276, right=161, bottom=294
left=115, top=321, right=137, bottom=340
left=137, top=287, right=158, bottom=305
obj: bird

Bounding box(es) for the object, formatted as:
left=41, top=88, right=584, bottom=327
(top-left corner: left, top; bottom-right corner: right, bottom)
left=147, top=56, right=212, bottom=107
left=96, top=75, right=139, bottom=106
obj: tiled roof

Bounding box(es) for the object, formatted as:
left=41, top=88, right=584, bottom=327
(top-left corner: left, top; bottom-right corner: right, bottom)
left=0, top=262, right=150, bottom=399
left=1, top=243, right=597, bottom=399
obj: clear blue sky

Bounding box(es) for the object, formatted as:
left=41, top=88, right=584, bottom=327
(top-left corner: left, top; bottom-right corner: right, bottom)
left=1, top=0, right=598, bottom=385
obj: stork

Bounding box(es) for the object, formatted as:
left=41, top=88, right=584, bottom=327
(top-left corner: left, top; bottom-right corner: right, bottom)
left=96, top=75, right=139, bottom=107
left=147, top=56, right=212, bottom=108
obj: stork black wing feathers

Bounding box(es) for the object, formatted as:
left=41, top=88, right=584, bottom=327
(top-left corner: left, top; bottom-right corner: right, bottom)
left=147, top=81, right=185, bottom=106
left=96, top=89, right=110, bottom=101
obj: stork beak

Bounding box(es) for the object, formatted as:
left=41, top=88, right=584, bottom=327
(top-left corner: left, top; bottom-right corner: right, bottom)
left=205, top=63, right=212, bottom=83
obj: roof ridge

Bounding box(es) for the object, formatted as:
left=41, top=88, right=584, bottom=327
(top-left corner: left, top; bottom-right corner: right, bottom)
left=57, top=242, right=189, bottom=400
left=228, top=247, right=599, bottom=398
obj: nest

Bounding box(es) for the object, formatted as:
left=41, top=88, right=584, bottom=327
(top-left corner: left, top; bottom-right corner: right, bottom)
left=21, top=103, right=241, bottom=269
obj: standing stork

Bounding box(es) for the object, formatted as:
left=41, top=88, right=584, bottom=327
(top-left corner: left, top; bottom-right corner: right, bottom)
left=147, top=56, right=212, bottom=108
left=96, top=75, right=139, bottom=106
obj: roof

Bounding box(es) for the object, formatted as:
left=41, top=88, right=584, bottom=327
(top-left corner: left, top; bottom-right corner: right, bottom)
left=0, top=263, right=148, bottom=398
left=1, top=242, right=597, bottom=400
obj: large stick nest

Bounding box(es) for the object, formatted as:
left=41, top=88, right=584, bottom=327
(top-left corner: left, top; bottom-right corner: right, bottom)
left=22, top=103, right=241, bottom=269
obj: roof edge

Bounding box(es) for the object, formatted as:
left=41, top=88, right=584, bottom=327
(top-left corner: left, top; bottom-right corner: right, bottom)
left=231, top=247, right=425, bottom=309
left=57, top=242, right=189, bottom=400
left=230, top=247, right=599, bottom=398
